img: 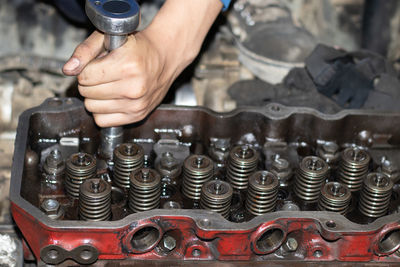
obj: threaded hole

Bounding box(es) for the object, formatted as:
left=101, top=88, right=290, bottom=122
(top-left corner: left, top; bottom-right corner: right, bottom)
left=325, top=221, right=336, bottom=228
left=313, top=249, right=323, bottom=258
left=192, top=249, right=201, bottom=257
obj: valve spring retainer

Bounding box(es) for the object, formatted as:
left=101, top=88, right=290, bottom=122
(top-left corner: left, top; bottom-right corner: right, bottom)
left=318, top=182, right=351, bottom=214
left=113, top=143, right=144, bottom=189
left=337, top=148, right=370, bottom=192
left=245, top=171, right=279, bottom=216
left=359, top=172, right=393, bottom=218
left=79, top=178, right=112, bottom=221
left=182, top=155, right=214, bottom=200
left=128, top=168, right=161, bottom=212
left=65, top=152, right=97, bottom=199
left=294, top=156, right=329, bottom=202
left=200, top=180, right=233, bottom=218
left=226, top=145, right=258, bottom=190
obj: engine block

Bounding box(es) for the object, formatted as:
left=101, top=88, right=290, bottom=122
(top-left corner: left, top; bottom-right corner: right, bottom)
left=10, top=97, right=400, bottom=265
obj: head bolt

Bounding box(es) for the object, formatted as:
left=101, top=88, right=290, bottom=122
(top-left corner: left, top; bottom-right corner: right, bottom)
left=41, top=199, right=60, bottom=216
left=283, top=237, right=298, bottom=252
left=162, top=236, right=176, bottom=252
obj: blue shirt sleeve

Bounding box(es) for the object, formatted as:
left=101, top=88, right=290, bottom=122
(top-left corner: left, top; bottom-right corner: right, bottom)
left=220, top=0, right=231, bottom=11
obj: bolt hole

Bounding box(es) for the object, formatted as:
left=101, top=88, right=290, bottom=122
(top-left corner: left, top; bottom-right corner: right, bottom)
left=379, top=229, right=400, bottom=254
left=65, top=98, right=74, bottom=105
left=48, top=98, right=62, bottom=107
left=256, top=228, right=285, bottom=253
left=277, top=189, right=289, bottom=200
left=325, top=221, right=336, bottom=228
left=199, top=219, right=211, bottom=227
left=47, top=249, right=59, bottom=260
left=270, top=105, right=281, bottom=112
left=192, top=249, right=201, bottom=257
left=313, top=249, right=323, bottom=258
left=79, top=249, right=93, bottom=260
left=162, top=201, right=181, bottom=209
left=131, top=226, right=161, bottom=253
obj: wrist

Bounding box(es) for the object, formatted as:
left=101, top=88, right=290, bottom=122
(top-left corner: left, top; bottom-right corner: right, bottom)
left=143, top=0, right=222, bottom=75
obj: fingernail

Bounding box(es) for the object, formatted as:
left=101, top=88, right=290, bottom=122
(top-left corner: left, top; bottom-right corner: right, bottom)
left=64, top=58, right=80, bottom=71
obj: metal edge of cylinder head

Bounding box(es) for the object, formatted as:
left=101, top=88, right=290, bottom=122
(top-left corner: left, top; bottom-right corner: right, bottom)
left=10, top=98, right=400, bottom=232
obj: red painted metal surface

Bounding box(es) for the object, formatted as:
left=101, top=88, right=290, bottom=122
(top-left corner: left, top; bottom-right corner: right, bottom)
left=11, top=202, right=400, bottom=262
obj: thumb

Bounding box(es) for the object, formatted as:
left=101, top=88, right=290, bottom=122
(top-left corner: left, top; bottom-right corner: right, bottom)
left=63, top=31, right=105, bottom=76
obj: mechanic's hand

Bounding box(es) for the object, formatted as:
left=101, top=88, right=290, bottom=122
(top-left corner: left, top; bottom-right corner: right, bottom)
left=63, top=0, right=222, bottom=127
left=63, top=30, right=176, bottom=127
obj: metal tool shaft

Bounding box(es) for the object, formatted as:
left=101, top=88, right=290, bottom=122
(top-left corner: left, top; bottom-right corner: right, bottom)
left=85, top=0, right=140, bottom=161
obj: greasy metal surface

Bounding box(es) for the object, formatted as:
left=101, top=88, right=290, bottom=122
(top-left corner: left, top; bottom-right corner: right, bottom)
left=10, top=97, right=400, bottom=263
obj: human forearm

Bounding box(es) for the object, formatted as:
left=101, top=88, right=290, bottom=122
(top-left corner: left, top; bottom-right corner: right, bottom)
left=63, top=0, right=223, bottom=127
left=145, top=0, right=223, bottom=73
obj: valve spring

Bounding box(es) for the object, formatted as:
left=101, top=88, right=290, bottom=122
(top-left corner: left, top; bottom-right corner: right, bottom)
left=128, top=168, right=161, bottom=212
left=226, top=145, right=259, bottom=190
left=359, top=172, right=393, bottom=218
left=113, top=143, right=144, bottom=189
left=65, top=152, right=97, bottom=198
left=181, top=155, right=214, bottom=200
left=245, top=171, right=279, bottom=216
left=294, top=156, right=329, bottom=202
left=200, top=180, right=233, bottom=218
left=318, top=182, right=351, bottom=214
left=337, top=147, right=370, bottom=192
left=79, top=178, right=111, bottom=221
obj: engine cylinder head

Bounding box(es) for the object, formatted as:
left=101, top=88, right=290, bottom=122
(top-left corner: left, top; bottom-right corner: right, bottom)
left=294, top=156, right=329, bottom=202
left=245, top=171, right=279, bottom=216
left=65, top=152, right=97, bottom=198
left=359, top=172, right=393, bottom=218
left=318, top=182, right=351, bottom=214
left=113, top=143, right=144, bottom=189
left=128, top=168, right=161, bottom=212
left=181, top=155, right=214, bottom=200
left=337, top=148, right=370, bottom=192
left=226, top=145, right=259, bottom=190
left=200, top=180, right=233, bottom=218
left=79, top=178, right=111, bottom=221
